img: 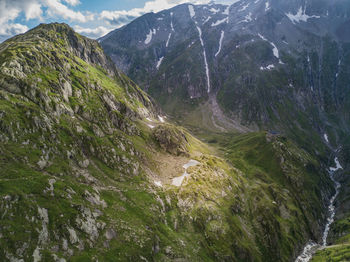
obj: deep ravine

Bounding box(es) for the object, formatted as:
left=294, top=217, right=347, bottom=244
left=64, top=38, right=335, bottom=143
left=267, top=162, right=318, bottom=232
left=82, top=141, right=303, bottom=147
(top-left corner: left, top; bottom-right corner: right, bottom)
left=295, top=156, right=343, bottom=262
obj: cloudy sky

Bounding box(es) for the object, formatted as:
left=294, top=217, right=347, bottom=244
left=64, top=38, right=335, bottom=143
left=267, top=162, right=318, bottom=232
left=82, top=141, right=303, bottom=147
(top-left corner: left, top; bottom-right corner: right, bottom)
left=0, top=0, right=236, bottom=42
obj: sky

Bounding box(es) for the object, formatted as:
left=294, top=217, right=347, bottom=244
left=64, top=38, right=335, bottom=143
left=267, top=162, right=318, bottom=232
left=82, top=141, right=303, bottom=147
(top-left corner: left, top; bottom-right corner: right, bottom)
left=0, top=0, right=237, bottom=42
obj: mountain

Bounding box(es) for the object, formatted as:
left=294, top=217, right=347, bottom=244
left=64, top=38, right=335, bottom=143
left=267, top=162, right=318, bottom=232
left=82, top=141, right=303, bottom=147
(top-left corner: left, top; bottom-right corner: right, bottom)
left=0, top=22, right=340, bottom=261
left=100, top=0, right=350, bottom=144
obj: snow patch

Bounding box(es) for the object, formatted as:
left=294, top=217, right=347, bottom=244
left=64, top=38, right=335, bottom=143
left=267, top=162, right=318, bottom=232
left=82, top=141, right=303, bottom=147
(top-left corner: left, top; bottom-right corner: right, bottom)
left=260, top=64, right=275, bottom=70
left=270, top=42, right=279, bottom=58
left=258, top=34, right=279, bottom=58
left=215, top=31, right=225, bottom=57
left=188, top=5, right=195, bottom=18
left=265, top=1, right=270, bottom=11
left=258, top=33, right=267, bottom=41
left=189, top=6, right=210, bottom=93
left=211, top=17, right=228, bottom=27
left=223, top=6, right=230, bottom=15
left=147, top=124, right=155, bottom=129
left=188, top=40, right=195, bottom=48
left=203, top=16, right=212, bottom=24
left=286, top=6, right=320, bottom=24
left=157, top=18, right=163, bottom=20
left=166, top=33, right=172, bottom=47
left=172, top=160, right=200, bottom=187
left=324, top=133, right=329, bottom=143
left=144, top=29, right=156, bottom=45
left=195, top=25, right=211, bottom=93
left=156, top=57, right=164, bottom=69
left=209, top=8, right=220, bottom=14
left=239, top=3, right=250, bottom=12
left=170, top=12, right=175, bottom=32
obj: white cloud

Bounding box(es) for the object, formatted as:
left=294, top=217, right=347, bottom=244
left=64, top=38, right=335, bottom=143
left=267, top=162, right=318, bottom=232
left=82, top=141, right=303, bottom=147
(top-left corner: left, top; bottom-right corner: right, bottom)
left=74, top=25, right=110, bottom=39
left=0, top=23, right=29, bottom=37
left=63, top=0, right=80, bottom=6
left=0, top=0, right=33, bottom=41
left=99, top=0, right=239, bottom=28
left=0, top=0, right=94, bottom=41
left=99, top=0, right=210, bottom=27
left=43, top=0, right=93, bottom=22
left=0, top=0, right=43, bottom=22
left=0, top=0, right=240, bottom=42
left=25, top=2, right=43, bottom=20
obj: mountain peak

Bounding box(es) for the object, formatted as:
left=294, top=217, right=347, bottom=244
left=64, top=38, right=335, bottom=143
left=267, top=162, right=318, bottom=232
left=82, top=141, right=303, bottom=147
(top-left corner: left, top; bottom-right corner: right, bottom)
left=0, top=22, right=120, bottom=81
left=32, top=22, right=73, bottom=32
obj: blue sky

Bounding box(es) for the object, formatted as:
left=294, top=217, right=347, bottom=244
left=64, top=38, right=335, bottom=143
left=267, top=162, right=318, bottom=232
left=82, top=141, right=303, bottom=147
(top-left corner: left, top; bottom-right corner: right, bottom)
left=0, top=0, right=236, bottom=42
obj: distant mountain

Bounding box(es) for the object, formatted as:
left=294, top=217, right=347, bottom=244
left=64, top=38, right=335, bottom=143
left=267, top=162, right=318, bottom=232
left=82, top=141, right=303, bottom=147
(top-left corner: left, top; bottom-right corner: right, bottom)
left=101, top=0, right=350, bottom=141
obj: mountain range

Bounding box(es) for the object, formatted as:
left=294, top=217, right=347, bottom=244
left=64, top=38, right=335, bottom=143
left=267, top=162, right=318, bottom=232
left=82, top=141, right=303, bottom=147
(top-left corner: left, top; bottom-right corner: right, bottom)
left=0, top=0, right=349, bottom=261
left=101, top=0, right=350, bottom=137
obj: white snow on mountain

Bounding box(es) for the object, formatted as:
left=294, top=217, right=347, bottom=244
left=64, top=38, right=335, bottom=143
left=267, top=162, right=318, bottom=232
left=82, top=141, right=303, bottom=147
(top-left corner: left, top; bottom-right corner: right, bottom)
left=211, top=17, right=228, bottom=26
left=223, top=6, right=230, bottom=15
left=166, top=33, right=172, bottom=47
left=270, top=42, right=279, bottom=58
left=144, top=29, right=156, bottom=44
left=286, top=6, right=320, bottom=24
left=156, top=56, right=164, bottom=69
left=203, top=16, right=212, bottom=24
left=209, top=8, right=220, bottom=14
left=324, top=133, right=329, bottom=143
left=239, top=3, right=250, bottom=12
left=260, top=64, right=275, bottom=70
left=188, top=5, right=195, bottom=18
left=258, top=34, right=279, bottom=58
left=195, top=25, right=210, bottom=93
left=215, top=31, right=225, bottom=57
